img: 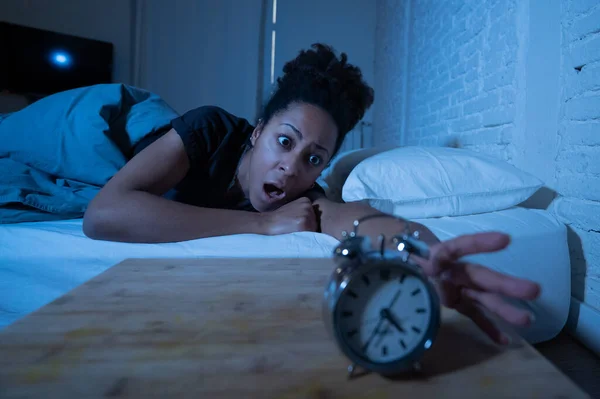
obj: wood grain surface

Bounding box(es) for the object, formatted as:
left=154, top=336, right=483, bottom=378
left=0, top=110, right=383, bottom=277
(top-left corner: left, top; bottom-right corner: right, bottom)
left=0, top=258, right=589, bottom=398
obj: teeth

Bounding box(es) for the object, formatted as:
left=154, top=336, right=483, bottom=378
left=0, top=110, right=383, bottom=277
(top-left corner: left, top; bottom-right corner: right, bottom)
left=265, top=184, right=283, bottom=197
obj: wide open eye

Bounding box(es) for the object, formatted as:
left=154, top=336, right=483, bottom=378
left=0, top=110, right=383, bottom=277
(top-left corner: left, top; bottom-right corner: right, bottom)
left=309, top=155, right=322, bottom=166
left=278, top=135, right=292, bottom=148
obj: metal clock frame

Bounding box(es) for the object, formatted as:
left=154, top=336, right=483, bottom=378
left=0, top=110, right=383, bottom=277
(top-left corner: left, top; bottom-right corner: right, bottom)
left=322, top=214, right=442, bottom=377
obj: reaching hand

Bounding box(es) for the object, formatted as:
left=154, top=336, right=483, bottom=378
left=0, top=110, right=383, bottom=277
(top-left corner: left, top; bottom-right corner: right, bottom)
left=410, top=232, right=541, bottom=345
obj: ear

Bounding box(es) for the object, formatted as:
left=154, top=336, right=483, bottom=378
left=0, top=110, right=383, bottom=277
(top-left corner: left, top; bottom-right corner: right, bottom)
left=250, top=119, right=264, bottom=146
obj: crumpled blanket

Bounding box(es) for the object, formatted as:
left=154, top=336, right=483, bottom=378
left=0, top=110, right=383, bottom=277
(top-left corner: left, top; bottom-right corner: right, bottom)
left=0, top=83, right=179, bottom=223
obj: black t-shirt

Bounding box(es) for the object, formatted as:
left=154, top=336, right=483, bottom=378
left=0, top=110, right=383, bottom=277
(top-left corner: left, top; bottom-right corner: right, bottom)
left=133, top=105, right=324, bottom=212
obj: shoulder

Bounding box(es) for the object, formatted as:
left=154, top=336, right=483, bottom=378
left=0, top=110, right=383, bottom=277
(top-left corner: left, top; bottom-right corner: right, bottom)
left=172, top=105, right=254, bottom=134
left=170, top=105, right=255, bottom=157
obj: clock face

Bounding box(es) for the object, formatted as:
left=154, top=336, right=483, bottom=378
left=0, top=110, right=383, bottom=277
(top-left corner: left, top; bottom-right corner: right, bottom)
left=334, top=265, right=434, bottom=366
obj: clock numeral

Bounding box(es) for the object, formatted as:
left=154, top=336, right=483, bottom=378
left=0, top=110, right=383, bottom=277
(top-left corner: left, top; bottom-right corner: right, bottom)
left=346, top=290, right=358, bottom=299
left=415, top=308, right=426, bottom=314
left=347, top=329, right=358, bottom=338
left=382, top=345, right=388, bottom=356
left=399, top=274, right=406, bottom=284
left=400, top=339, right=407, bottom=349
left=362, top=275, right=370, bottom=286
left=412, top=326, right=422, bottom=334
left=380, top=269, right=390, bottom=281
left=411, top=288, right=422, bottom=296
left=342, top=311, right=353, bottom=318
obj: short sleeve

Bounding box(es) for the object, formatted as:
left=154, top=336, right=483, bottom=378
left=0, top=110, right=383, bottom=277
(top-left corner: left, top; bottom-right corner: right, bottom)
left=170, top=106, right=225, bottom=175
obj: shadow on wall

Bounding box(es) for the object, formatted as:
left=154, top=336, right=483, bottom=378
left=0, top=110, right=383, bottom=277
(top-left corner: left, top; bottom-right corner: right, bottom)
left=444, top=136, right=584, bottom=303
left=443, top=135, right=557, bottom=209
left=443, top=136, right=462, bottom=149
left=566, top=226, right=586, bottom=309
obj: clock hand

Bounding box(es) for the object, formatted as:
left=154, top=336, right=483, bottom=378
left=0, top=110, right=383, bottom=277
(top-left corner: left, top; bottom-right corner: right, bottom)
left=374, top=323, right=393, bottom=348
left=388, top=289, right=402, bottom=309
left=381, top=308, right=405, bottom=333
left=361, top=316, right=385, bottom=354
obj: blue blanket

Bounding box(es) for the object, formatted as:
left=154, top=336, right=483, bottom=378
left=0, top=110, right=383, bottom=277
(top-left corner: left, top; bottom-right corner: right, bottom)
left=0, top=84, right=179, bottom=223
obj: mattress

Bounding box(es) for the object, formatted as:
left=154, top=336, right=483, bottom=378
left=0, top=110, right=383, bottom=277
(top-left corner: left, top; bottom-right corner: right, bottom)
left=0, top=207, right=571, bottom=345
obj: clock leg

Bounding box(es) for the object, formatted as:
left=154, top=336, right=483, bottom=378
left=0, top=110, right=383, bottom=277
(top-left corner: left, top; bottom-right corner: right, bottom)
left=347, top=363, right=370, bottom=380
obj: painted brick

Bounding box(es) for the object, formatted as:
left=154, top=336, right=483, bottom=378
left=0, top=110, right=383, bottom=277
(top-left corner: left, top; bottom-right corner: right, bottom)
left=567, top=33, right=600, bottom=68
left=552, top=197, right=600, bottom=233
left=565, top=62, right=600, bottom=99
left=452, top=82, right=479, bottom=104
left=569, top=226, right=600, bottom=279
left=430, top=96, right=449, bottom=112
left=450, top=114, right=482, bottom=132
left=557, top=146, right=600, bottom=175
left=456, top=126, right=510, bottom=146
left=460, top=36, right=484, bottom=60
left=565, top=94, right=600, bottom=120
left=568, top=0, right=600, bottom=17
left=568, top=7, right=600, bottom=41
left=422, top=123, right=448, bottom=138
left=463, top=92, right=501, bottom=115
left=440, top=105, right=462, bottom=120
left=451, top=53, right=478, bottom=79
left=461, top=143, right=510, bottom=161
left=373, top=0, right=407, bottom=146
left=480, top=106, right=515, bottom=127
left=556, top=173, right=600, bottom=201
left=439, top=77, right=465, bottom=96
left=563, top=122, right=600, bottom=146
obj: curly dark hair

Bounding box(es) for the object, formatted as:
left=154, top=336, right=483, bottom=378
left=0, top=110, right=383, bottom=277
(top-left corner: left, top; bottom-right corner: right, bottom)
left=258, top=43, right=374, bottom=157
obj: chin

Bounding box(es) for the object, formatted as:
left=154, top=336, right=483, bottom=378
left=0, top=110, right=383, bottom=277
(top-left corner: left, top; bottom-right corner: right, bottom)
left=249, top=194, right=273, bottom=213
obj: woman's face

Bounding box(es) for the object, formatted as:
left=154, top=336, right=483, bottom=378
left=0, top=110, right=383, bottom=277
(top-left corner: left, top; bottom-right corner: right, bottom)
left=243, top=102, right=338, bottom=212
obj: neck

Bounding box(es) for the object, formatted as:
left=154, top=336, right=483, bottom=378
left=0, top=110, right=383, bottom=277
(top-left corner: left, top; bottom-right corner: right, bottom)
left=236, top=147, right=252, bottom=198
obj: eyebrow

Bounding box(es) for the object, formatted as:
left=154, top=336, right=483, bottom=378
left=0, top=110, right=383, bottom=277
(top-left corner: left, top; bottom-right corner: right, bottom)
left=281, top=123, right=330, bottom=156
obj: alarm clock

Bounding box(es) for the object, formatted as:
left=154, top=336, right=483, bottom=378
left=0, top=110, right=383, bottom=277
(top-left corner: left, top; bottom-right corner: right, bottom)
left=322, top=214, right=441, bottom=378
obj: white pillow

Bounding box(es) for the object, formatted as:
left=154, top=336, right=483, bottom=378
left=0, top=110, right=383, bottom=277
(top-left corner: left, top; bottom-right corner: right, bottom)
left=341, top=146, right=544, bottom=218
left=317, top=145, right=397, bottom=202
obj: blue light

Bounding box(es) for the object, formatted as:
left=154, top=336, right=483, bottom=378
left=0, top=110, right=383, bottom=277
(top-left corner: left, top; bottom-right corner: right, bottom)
left=50, top=51, right=71, bottom=67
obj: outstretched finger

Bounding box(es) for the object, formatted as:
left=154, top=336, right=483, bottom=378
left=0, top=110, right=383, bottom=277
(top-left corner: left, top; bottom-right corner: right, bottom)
left=455, top=300, right=509, bottom=346
left=443, top=261, right=541, bottom=300
left=416, top=232, right=511, bottom=276
left=462, top=288, right=535, bottom=326
left=463, top=263, right=541, bottom=300
left=434, top=232, right=510, bottom=263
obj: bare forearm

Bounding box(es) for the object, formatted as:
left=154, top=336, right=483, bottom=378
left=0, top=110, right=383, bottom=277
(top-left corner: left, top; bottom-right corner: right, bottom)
left=83, top=190, right=265, bottom=243
left=314, top=198, right=440, bottom=247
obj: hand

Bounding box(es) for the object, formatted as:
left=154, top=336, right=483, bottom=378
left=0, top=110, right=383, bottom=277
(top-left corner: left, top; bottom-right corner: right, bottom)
left=410, top=232, right=541, bottom=345
left=381, top=308, right=405, bottom=333
left=263, top=197, right=318, bottom=235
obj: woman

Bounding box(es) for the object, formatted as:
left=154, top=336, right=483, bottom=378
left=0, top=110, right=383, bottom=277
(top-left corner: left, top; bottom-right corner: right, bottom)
left=84, top=43, right=540, bottom=345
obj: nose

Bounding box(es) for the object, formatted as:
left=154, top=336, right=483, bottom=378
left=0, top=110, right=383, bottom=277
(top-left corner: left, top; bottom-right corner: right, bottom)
left=279, top=153, right=301, bottom=177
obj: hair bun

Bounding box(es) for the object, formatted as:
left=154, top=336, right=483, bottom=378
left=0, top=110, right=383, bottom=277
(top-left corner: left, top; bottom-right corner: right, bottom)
left=260, top=43, right=374, bottom=157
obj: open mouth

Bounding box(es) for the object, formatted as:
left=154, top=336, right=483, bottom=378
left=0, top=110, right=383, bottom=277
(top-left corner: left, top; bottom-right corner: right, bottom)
left=263, top=183, right=285, bottom=201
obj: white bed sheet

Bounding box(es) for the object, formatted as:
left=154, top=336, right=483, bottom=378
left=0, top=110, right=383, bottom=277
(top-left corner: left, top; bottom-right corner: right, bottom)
left=0, top=207, right=570, bottom=344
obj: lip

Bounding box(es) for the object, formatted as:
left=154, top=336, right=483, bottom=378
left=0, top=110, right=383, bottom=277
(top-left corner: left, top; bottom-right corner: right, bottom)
left=262, top=182, right=287, bottom=203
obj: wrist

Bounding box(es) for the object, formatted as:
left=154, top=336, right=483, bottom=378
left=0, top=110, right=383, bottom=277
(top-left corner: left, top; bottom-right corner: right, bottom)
left=254, top=211, right=273, bottom=235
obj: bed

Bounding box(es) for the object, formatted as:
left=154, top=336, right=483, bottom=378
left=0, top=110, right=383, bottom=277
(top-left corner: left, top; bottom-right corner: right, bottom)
left=0, top=84, right=585, bottom=350
left=0, top=206, right=571, bottom=345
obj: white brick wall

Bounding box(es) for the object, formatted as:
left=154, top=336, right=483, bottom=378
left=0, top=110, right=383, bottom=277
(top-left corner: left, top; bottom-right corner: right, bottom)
left=373, top=0, right=407, bottom=146
left=375, top=0, right=600, bottom=312
left=374, top=0, right=519, bottom=161
left=554, top=0, right=600, bottom=311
